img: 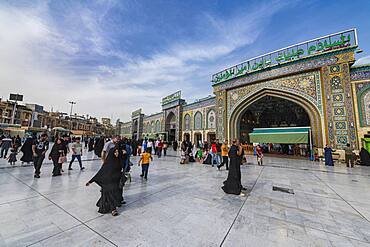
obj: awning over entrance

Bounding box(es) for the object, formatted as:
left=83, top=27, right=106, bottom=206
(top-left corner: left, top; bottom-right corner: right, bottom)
left=249, top=127, right=310, bottom=144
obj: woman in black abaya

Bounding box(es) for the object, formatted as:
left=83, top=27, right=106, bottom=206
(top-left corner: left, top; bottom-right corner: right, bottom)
left=88, top=138, right=94, bottom=152
left=94, top=137, right=104, bottom=157
left=360, top=148, right=370, bottom=166
left=222, top=139, right=245, bottom=196
left=20, top=136, right=34, bottom=163
left=49, top=138, right=66, bottom=176
left=86, top=147, right=122, bottom=216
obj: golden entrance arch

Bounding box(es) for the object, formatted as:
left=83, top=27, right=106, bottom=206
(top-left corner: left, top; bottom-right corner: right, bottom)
left=228, top=88, right=324, bottom=147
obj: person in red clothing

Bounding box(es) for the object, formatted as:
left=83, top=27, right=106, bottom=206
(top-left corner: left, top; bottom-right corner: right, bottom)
left=157, top=140, right=163, bottom=158
left=256, top=144, right=263, bottom=166
left=210, top=141, right=218, bottom=167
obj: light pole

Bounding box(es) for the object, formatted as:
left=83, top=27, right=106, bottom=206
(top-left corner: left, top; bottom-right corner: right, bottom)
left=69, top=101, right=76, bottom=131
left=69, top=101, right=76, bottom=116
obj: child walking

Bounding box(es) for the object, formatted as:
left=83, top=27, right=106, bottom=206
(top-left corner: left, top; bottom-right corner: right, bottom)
left=256, top=144, right=263, bottom=166
left=138, top=150, right=153, bottom=180
left=8, top=145, right=17, bottom=166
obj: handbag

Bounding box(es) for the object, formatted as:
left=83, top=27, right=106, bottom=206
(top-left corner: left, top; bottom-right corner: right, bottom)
left=58, top=151, right=67, bottom=164
left=58, top=155, right=67, bottom=164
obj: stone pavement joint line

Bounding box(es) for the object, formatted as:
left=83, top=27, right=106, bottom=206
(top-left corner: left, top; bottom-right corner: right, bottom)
left=6, top=171, right=119, bottom=247
left=1, top=156, right=370, bottom=246
left=312, top=172, right=370, bottom=223
left=219, top=166, right=265, bottom=247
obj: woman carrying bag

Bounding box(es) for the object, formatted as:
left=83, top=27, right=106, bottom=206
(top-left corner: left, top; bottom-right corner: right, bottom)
left=49, top=138, right=67, bottom=176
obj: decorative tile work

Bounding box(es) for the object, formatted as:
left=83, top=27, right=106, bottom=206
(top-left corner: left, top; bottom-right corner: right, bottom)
left=212, top=50, right=360, bottom=148
left=224, top=70, right=323, bottom=146
left=356, top=82, right=370, bottom=126
left=330, top=65, right=341, bottom=73
left=363, top=92, right=370, bottom=126
left=215, top=91, right=226, bottom=141
left=350, top=65, right=370, bottom=81
left=213, top=54, right=339, bottom=92
left=323, top=63, right=357, bottom=148
left=182, top=97, right=215, bottom=111
left=227, top=71, right=323, bottom=118
left=207, top=110, right=216, bottom=129
left=342, top=63, right=357, bottom=146
left=331, top=76, right=342, bottom=90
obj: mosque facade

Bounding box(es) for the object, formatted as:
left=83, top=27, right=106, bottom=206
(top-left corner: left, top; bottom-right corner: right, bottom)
left=118, top=28, right=370, bottom=154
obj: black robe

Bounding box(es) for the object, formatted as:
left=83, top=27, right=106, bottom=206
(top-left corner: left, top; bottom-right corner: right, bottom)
left=88, top=138, right=94, bottom=152
left=49, top=142, right=65, bottom=176
left=20, top=138, right=33, bottom=162
left=360, top=148, right=370, bottom=166
left=94, top=138, right=104, bottom=157
left=203, top=153, right=212, bottom=165
left=222, top=145, right=242, bottom=195
left=89, top=148, right=122, bottom=214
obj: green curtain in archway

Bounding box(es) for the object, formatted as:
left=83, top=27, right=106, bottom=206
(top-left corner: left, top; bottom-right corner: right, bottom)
left=249, top=127, right=310, bottom=144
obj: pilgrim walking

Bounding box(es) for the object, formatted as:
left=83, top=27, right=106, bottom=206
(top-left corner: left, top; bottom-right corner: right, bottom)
left=86, top=147, right=123, bottom=216
left=32, top=133, right=49, bottom=178
left=20, top=136, right=34, bottom=164
left=49, top=138, right=67, bottom=176
left=324, top=144, right=335, bottom=166
left=222, top=139, right=246, bottom=196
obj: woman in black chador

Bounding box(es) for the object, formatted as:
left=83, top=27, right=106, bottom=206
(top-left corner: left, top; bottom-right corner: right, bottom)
left=222, top=139, right=245, bottom=196
left=49, top=138, right=67, bottom=176
left=86, top=147, right=123, bottom=216
left=88, top=138, right=94, bottom=152
left=20, top=136, right=34, bottom=163
left=94, top=137, right=105, bottom=157
left=359, top=147, right=370, bottom=166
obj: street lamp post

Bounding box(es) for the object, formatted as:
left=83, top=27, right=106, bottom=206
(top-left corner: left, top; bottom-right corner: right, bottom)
left=69, top=101, right=76, bottom=131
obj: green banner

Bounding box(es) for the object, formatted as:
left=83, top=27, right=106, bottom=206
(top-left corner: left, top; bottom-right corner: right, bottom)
left=249, top=127, right=309, bottom=144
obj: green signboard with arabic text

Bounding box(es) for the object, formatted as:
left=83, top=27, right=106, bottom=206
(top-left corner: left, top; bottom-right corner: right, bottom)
left=212, top=29, right=358, bottom=84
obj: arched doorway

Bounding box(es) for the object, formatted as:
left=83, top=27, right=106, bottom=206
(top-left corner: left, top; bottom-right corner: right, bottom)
left=239, top=96, right=310, bottom=143
left=229, top=89, right=323, bottom=151
left=165, top=112, right=176, bottom=142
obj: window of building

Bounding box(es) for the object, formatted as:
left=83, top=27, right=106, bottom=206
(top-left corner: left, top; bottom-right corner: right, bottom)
left=207, top=110, right=216, bottom=129
left=194, top=112, right=202, bottom=130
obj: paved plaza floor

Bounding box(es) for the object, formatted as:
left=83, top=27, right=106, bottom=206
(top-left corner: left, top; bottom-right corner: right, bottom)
left=1, top=154, right=370, bottom=247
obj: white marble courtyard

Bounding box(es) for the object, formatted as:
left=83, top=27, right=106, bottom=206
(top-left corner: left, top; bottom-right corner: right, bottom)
left=1, top=154, right=370, bottom=247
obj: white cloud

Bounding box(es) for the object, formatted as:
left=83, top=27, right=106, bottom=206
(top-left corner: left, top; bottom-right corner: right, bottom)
left=353, top=55, right=370, bottom=66
left=0, top=1, right=287, bottom=123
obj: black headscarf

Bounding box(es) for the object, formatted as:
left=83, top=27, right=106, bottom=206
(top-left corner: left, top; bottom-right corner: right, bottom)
left=89, top=147, right=122, bottom=187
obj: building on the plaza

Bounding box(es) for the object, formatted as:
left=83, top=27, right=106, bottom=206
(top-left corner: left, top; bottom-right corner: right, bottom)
left=119, top=91, right=217, bottom=144
left=212, top=28, right=370, bottom=156
left=119, top=28, right=370, bottom=157
left=0, top=98, right=115, bottom=138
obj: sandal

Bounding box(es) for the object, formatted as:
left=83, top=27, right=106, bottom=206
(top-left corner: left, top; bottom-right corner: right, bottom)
left=111, top=210, right=118, bottom=216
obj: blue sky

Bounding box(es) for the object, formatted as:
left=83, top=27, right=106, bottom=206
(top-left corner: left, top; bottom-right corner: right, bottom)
left=0, top=0, right=369, bottom=122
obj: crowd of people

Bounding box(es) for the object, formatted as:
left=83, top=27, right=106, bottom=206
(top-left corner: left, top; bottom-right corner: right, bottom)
left=178, top=139, right=264, bottom=169
left=3, top=132, right=370, bottom=214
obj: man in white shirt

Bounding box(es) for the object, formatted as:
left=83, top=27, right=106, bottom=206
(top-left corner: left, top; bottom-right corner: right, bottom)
left=68, top=137, right=85, bottom=170
left=147, top=139, right=153, bottom=154
left=101, top=136, right=120, bottom=162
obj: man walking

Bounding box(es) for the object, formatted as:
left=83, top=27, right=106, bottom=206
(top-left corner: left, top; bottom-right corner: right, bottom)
left=216, top=139, right=222, bottom=166
left=157, top=139, right=163, bottom=158
left=102, top=136, right=120, bottom=162
left=68, top=137, right=85, bottom=170
left=0, top=136, right=12, bottom=159
left=217, top=140, right=229, bottom=170
left=344, top=143, right=355, bottom=168
left=32, top=133, right=49, bottom=178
